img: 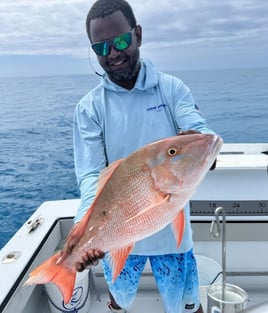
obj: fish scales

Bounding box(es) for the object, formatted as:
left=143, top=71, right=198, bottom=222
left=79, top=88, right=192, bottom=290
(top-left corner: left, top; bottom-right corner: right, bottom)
left=24, top=134, right=223, bottom=304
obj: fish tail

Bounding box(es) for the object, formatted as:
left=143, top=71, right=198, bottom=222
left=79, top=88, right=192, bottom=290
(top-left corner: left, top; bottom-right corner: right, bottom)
left=24, top=251, right=76, bottom=304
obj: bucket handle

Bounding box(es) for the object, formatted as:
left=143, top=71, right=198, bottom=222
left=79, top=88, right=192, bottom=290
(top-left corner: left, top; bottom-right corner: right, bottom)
left=210, top=271, right=223, bottom=286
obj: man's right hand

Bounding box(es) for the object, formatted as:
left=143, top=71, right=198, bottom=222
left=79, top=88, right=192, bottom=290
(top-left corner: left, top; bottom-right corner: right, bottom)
left=75, top=248, right=105, bottom=272
left=58, top=222, right=105, bottom=272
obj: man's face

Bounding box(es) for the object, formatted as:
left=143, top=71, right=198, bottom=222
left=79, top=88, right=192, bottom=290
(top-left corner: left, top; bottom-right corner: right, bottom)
left=90, top=10, right=142, bottom=84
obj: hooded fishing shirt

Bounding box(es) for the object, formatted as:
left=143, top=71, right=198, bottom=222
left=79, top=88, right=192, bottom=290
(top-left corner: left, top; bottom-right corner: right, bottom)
left=73, top=58, right=215, bottom=255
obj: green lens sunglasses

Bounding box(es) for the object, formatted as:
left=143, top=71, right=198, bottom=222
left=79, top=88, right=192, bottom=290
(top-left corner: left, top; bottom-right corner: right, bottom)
left=91, top=28, right=136, bottom=57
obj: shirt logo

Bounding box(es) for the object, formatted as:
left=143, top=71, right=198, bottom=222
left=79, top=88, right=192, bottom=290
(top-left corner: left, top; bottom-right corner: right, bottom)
left=147, top=103, right=167, bottom=112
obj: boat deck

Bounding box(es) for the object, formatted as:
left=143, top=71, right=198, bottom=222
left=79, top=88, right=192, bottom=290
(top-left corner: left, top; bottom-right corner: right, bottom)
left=1, top=143, right=268, bottom=313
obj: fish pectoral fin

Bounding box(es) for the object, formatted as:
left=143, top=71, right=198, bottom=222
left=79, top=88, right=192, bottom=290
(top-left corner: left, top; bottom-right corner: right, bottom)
left=109, top=244, right=134, bottom=282
left=126, top=194, right=170, bottom=223
left=172, top=209, right=185, bottom=248
left=24, top=251, right=76, bottom=304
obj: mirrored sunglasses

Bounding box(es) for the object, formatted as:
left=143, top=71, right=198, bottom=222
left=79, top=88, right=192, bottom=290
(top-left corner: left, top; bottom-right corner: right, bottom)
left=91, top=28, right=136, bottom=57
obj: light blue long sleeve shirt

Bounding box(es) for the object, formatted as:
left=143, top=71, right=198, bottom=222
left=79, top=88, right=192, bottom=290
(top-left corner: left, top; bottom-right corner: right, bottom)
left=73, top=58, right=214, bottom=255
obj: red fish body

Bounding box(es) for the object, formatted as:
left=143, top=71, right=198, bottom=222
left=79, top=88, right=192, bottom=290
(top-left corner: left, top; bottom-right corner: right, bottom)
left=24, top=134, right=222, bottom=303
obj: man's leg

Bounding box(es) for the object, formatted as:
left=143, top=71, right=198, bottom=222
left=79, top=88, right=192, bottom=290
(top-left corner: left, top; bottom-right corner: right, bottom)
left=182, top=251, right=203, bottom=313
left=102, top=254, right=147, bottom=311
left=107, top=291, right=124, bottom=311
left=149, top=250, right=201, bottom=313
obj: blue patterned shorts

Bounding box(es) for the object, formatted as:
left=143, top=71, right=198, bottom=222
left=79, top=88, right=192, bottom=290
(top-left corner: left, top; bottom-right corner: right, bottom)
left=102, top=249, right=200, bottom=313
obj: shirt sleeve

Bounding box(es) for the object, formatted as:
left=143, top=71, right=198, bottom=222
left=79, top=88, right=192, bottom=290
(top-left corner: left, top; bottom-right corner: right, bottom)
left=73, top=99, right=106, bottom=223
left=172, top=78, right=216, bottom=135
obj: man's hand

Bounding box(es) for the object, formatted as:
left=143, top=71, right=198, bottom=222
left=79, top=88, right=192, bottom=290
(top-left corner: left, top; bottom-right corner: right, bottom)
left=75, top=248, right=105, bottom=272
left=57, top=222, right=105, bottom=271
left=178, top=129, right=201, bottom=136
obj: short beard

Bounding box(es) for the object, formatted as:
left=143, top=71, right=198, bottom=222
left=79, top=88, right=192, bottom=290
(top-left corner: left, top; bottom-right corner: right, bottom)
left=107, top=54, right=140, bottom=82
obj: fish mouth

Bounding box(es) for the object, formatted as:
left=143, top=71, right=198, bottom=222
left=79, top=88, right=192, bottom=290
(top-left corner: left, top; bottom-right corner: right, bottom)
left=209, top=135, right=223, bottom=156
left=185, top=134, right=222, bottom=162
left=187, top=134, right=222, bottom=169
left=205, top=135, right=223, bottom=168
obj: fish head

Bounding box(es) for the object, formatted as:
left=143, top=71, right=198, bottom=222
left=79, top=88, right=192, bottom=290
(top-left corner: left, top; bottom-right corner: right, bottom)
left=145, top=134, right=223, bottom=195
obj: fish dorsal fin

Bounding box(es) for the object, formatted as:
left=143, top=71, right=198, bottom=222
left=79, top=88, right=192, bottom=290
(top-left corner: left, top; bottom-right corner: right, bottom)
left=96, top=159, right=123, bottom=197
left=62, top=159, right=123, bottom=255
left=58, top=205, right=96, bottom=262
left=109, top=244, right=134, bottom=282
left=172, top=209, right=185, bottom=248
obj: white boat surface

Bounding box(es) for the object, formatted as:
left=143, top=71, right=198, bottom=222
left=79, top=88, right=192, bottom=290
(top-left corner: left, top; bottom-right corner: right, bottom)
left=0, top=143, right=268, bottom=313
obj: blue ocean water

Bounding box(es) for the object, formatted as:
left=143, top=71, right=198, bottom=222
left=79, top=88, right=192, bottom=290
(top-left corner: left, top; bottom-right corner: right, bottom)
left=0, top=67, right=268, bottom=249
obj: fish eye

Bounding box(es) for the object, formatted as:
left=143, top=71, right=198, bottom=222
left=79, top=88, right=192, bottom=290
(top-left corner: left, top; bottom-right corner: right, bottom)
left=167, top=147, right=178, bottom=156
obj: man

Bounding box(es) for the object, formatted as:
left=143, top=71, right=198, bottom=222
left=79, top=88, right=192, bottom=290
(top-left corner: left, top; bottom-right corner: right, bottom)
left=64, top=0, right=216, bottom=312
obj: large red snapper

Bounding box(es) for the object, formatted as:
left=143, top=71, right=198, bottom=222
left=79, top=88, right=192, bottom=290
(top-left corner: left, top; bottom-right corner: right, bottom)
left=24, top=134, right=222, bottom=303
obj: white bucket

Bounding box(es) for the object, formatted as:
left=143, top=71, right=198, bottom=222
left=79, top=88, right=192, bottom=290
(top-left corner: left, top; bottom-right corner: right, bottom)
left=196, top=255, right=222, bottom=313
left=44, top=269, right=90, bottom=313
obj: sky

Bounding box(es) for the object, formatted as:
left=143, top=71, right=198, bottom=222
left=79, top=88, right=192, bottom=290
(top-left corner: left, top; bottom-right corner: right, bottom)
left=0, top=0, right=267, bottom=77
